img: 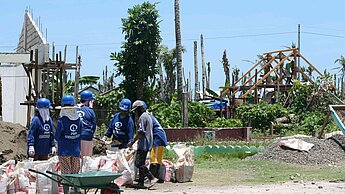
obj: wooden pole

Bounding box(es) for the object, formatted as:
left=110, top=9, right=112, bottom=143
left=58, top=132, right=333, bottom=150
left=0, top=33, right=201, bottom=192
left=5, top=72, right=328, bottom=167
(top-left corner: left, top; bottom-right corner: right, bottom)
left=194, top=41, right=199, bottom=100
left=254, top=69, right=258, bottom=103
left=34, top=49, right=39, bottom=103
left=318, top=111, right=330, bottom=139
left=201, top=34, right=206, bottom=97
left=74, top=46, right=80, bottom=104
left=182, top=92, right=189, bottom=127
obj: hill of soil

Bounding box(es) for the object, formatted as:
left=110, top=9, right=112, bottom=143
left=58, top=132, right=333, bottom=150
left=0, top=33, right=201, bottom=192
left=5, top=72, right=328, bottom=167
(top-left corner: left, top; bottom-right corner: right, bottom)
left=248, top=134, right=345, bottom=165
left=0, top=121, right=27, bottom=164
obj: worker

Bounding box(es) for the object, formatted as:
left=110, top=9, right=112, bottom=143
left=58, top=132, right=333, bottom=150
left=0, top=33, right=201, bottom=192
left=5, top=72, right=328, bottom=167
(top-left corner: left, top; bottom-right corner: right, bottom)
left=102, top=98, right=134, bottom=151
left=128, top=100, right=158, bottom=189
left=55, top=94, right=82, bottom=193
left=27, top=98, right=56, bottom=161
left=146, top=101, right=168, bottom=183
left=77, top=90, right=97, bottom=157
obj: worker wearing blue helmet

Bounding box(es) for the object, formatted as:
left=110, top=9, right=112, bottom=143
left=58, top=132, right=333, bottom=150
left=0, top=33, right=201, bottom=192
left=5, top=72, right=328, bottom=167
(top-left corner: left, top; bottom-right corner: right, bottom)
left=77, top=90, right=97, bottom=157
left=55, top=94, right=82, bottom=187
left=27, top=98, right=56, bottom=160
left=102, top=98, right=134, bottom=150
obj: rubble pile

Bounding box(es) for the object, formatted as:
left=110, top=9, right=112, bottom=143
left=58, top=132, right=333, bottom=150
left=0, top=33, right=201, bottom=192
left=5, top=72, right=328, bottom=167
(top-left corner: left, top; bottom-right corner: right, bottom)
left=248, top=134, right=345, bottom=165
left=0, top=121, right=27, bottom=164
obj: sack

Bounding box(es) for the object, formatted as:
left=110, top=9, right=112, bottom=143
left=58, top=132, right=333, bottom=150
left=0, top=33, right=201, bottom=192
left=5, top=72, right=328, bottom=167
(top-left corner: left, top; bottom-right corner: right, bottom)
left=82, top=156, right=100, bottom=172
left=0, top=173, right=7, bottom=194
left=162, top=160, right=174, bottom=182
left=175, top=165, right=194, bottom=183
left=173, top=144, right=194, bottom=183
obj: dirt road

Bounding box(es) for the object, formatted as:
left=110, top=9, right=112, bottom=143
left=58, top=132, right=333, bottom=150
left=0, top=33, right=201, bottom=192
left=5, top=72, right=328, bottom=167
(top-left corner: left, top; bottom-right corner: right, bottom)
left=123, top=181, right=345, bottom=194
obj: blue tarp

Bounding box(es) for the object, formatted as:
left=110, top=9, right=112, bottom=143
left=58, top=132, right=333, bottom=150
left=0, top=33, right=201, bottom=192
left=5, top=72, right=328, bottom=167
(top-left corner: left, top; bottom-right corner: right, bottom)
left=205, top=100, right=226, bottom=110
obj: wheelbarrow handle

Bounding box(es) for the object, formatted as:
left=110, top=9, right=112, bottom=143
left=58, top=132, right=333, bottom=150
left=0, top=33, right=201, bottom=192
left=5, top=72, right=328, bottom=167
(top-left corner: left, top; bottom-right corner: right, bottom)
left=28, top=169, right=73, bottom=186
left=46, top=170, right=75, bottom=186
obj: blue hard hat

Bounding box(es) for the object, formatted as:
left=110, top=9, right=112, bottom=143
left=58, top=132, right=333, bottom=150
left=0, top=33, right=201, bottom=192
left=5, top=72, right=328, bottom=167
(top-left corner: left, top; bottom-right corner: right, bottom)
left=119, top=98, right=131, bottom=111
left=80, top=90, right=94, bottom=101
left=36, top=98, right=52, bottom=109
left=61, top=95, right=75, bottom=106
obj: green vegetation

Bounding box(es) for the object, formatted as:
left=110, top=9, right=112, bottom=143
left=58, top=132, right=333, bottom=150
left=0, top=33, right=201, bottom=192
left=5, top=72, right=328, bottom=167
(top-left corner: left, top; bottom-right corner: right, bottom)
left=111, top=1, right=162, bottom=101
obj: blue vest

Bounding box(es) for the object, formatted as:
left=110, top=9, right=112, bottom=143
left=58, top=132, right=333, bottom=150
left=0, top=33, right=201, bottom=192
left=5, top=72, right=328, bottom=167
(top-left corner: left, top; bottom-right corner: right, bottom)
left=150, top=114, right=168, bottom=147
left=77, top=105, right=97, bottom=141
left=55, top=116, right=82, bottom=157
left=27, top=115, right=55, bottom=155
left=105, top=113, right=134, bottom=148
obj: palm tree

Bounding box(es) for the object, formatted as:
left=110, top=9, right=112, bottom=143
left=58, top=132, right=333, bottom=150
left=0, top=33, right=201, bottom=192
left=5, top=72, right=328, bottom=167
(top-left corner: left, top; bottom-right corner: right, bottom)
left=79, top=76, right=100, bottom=89
left=335, top=55, right=345, bottom=97
left=174, top=0, right=183, bottom=100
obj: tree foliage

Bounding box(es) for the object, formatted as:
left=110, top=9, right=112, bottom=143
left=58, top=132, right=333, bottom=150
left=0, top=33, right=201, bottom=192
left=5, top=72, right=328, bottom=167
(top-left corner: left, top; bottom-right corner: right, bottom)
left=149, top=101, right=214, bottom=128
left=111, top=2, right=162, bottom=102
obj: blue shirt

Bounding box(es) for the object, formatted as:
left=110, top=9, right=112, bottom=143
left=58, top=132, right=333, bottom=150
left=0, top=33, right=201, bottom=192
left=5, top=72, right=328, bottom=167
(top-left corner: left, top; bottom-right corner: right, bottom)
left=149, top=114, right=168, bottom=147
left=77, top=105, right=97, bottom=141
left=27, top=115, right=55, bottom=155
left=105, top=112, right=134, bottom=149
left=55, top=116, right=82, bottom=157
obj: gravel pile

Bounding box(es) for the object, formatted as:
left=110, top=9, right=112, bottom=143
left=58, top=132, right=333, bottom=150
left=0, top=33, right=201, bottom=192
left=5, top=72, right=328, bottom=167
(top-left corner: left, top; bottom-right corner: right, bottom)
left=248, top=134, right=345, bottom=165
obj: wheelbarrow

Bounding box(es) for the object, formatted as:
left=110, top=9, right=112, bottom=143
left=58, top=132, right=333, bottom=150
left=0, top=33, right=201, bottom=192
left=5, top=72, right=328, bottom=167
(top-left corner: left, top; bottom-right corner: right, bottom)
left=29, top=169, right=123, bottom=194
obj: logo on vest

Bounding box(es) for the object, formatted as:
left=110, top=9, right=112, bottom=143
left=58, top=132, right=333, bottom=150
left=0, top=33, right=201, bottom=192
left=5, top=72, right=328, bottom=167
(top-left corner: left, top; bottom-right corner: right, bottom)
left=43, top=124, right=50, bottom=131
left=77, top=110, right=85, bottom=120
left=70, top=124, right=78, bottom=132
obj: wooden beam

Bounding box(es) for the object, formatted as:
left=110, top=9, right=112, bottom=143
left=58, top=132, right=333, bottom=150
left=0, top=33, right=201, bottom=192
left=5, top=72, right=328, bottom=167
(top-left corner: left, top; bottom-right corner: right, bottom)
left=221, top=58, right=264, bottom=96
left=298, top=53, right=323, bottom=76
left=229, top=56, right=276, bottom=99
left=241, top=52, right=294, bottom=98
left=263, top=48, right=298, bottom=55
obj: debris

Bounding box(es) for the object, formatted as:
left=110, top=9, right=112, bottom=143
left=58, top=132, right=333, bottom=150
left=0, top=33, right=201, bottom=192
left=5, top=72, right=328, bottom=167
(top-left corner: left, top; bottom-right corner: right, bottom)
left=279, top=139, right=314, bottom=152
left=248, top=135, right=345, bottom=165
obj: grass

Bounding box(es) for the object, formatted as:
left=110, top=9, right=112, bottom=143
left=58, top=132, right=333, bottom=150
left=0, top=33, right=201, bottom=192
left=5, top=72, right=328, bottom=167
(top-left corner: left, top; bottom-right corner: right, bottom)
left=191, top=158, right=345, bottom=186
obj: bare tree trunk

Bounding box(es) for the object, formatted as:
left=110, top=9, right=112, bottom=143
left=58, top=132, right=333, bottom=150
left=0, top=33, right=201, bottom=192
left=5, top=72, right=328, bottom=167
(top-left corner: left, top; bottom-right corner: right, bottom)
left=222, top=50, right=230, bottom=86
left=182, top=92, right=189, bottom=127
left=74, top=47, right=80, bottom=104
left=207, top=62, right=211, bottom=89
left=201, top=34, right=206, bottom=96
left=175, top=0, right=183, bottom=101
left=159, top=57, right=164, bottom=100
left=194, top=41, right=200, bottom=100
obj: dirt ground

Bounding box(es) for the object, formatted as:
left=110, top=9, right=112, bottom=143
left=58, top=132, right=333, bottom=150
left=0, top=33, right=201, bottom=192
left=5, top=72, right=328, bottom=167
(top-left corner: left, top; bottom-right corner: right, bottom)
left=123, top=181, right=345, bottom=194
left=0, top=121, right=27, bottom=163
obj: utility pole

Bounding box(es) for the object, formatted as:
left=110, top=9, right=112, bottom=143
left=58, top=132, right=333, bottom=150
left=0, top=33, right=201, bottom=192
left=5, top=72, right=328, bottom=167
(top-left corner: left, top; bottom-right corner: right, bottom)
left=297, top=24, right=301, bottom=80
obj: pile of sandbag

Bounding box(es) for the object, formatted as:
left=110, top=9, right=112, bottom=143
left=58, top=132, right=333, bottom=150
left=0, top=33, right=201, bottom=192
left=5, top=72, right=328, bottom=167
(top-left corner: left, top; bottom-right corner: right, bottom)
left=0, top=145, right=195, bottom=193
left=0, top=156, right=60, bottom=194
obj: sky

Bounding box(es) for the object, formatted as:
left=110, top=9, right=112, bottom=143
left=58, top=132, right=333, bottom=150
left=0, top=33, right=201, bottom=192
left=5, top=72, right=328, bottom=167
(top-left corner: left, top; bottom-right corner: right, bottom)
left=1, top=0, right=345, bottom=91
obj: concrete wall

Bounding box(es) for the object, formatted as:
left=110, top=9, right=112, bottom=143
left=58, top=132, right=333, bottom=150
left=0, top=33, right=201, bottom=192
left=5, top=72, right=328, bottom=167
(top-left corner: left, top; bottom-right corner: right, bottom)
left=0, top=64, right=29, bottom=126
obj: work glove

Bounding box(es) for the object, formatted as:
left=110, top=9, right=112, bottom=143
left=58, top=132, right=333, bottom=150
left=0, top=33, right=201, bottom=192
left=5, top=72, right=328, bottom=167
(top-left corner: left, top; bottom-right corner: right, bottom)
left=101, top=136, right=107, bottom=145
left=28, top=146, right=35, bottom=157
left=51, top=147, right=57, bottom=155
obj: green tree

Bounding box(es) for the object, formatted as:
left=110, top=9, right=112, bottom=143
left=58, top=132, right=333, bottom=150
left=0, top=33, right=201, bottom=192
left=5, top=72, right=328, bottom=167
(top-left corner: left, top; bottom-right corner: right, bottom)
left=111, top=2, right=162, bottom=101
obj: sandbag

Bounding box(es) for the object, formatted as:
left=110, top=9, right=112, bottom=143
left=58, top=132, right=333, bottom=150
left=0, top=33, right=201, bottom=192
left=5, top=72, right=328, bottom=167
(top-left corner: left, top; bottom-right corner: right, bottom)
left=173, top=144, right=194, bottom=183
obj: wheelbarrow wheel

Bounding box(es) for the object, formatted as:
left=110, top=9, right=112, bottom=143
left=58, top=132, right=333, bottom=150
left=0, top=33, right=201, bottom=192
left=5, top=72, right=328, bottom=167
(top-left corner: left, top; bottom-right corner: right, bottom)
left=101, top=183, right=121, bottom=194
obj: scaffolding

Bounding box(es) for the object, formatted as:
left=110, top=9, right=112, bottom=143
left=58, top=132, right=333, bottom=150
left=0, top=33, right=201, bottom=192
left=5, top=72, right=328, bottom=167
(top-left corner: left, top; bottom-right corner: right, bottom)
left=20, top=45, right=80, bottom=128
